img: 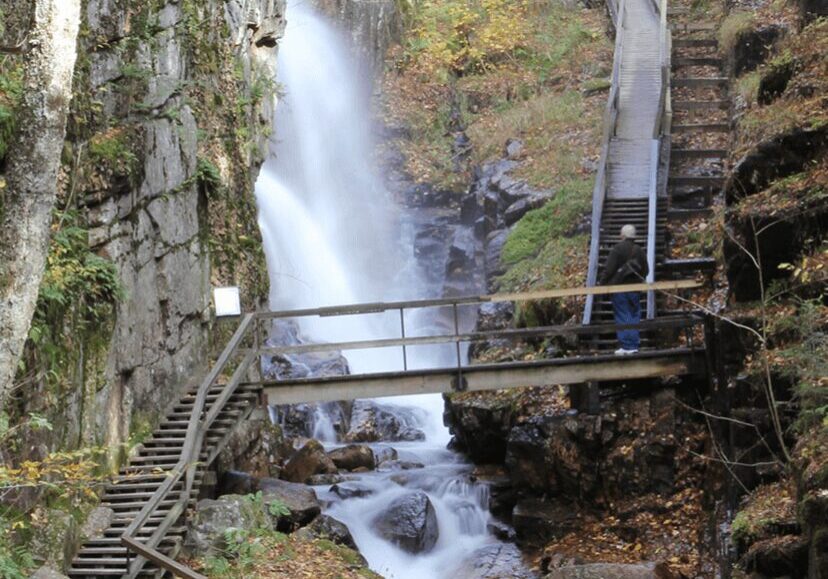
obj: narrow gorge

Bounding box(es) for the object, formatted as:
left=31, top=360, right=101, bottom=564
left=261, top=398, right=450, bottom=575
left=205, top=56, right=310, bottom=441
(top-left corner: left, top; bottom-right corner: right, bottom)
left=0, top=0, right=825, bottom=578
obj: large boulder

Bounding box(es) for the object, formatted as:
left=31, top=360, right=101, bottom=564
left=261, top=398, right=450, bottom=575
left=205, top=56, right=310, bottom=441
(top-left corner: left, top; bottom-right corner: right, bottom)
left=330, top=482, right=375, bottom=500
left=282, top=439, right=338, bottom=483
left=216, top=409, right=287, bottom=479
left=259, top=477, right=322, bottom=531
left=294, top=514, right=359, bottom=551
left=451, top=543, right=536, bottom=579
left=185, top=495, right=264, bottom=556
left=372, top=491, right=439, bottom=553
left=328, top=444, right=375, bottom=471
left=545, top=563, right=676, bottom=579
left=345, top=400, right=425, bottom=443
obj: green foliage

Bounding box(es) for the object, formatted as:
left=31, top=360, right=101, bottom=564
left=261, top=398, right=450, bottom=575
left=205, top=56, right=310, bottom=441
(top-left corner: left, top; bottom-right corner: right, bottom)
left=87, top=129, right=139, bottom=179
left=772, top=299, right=828, bottom=430
left=736, top=71, right=761, bottom=107
left=500, top=179, right=591, bottom=266
left=196, top=157, right=222, bottom=197
left=0, top=522, right=34, bottom=579
left=267, top=498, right=291, bottom=518
left=718, top=11, right=756, bottom=53
left=24, top=217, right=124, bottom=387
left=403, top=0, right=530, bottom=76
left=518, top=5, right=594, bottom=83
left=0, top=63, right=23, bottom=162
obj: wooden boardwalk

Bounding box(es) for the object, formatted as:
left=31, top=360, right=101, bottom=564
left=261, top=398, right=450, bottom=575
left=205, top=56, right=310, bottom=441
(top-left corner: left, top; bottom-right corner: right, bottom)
left=584, top=0, right=670, bottom=330
left=610, top=0, right=663, bottom=202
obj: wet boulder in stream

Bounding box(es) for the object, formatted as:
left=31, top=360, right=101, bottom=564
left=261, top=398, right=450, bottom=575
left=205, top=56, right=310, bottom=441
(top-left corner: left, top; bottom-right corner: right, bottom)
left=293, top=514, right=360, bottom=551
left=328, top=444, right=375, bottom=471
left=345, top=400, right=425, bottom=442
left=281, top=439, right=338, bottom=483
left=372, top=491, right=439, bottom=554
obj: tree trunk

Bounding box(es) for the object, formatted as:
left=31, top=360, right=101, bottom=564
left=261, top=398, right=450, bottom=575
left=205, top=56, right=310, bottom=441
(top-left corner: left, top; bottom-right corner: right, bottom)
left=0, top=0, right=81, bottom=412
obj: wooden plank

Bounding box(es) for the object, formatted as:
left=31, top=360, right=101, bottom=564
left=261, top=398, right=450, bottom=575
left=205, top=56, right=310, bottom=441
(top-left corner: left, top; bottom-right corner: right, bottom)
left=494, top=279, right=700, bottom=302
left=673, top=38, right=718, bottom=47
left=672, top=100, right=728, bottom=110
left=672, top=77, right=728, bottom=88
left=672, top=123, right=730, bottom=132
left=671, top=148, right=727, bottom=159
left=122, top=535, right=206, bottom=579
left=257, top=316, right=702, bottom=357
left=263, top=350, right=704, bottom=405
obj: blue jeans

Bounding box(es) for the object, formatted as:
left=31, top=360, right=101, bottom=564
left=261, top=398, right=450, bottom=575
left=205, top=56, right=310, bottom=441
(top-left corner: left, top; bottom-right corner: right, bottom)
left=612, top=292, right=641, bottom=350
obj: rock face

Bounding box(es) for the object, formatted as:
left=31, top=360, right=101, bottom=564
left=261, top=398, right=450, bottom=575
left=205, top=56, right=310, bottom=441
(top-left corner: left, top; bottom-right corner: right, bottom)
left=444, top=392, right=516, bottom=464
left=461, top=151, right=555, bottom=291
left=545, top=563, right=676, bottom=579
left=506, top=390, right=680, bottom=498
left=312, top=0, right=402, bottom=73
left=282, top=439, right=338, bottom=483
left=16, top=0, right=287, bottom=464
left=446, top=388, right=685, bottom=501
left=372, top=491, right=439, bottom=554
left=328, top=444, right=375, bottom=471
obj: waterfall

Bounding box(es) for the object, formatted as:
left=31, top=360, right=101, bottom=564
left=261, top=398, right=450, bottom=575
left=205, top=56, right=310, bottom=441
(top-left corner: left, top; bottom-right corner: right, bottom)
left=255, top=1, right=500, bottom=577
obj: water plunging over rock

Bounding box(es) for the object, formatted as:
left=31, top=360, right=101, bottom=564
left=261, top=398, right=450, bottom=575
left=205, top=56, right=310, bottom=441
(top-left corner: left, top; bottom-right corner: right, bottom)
left=252, top=1, right=519, bottom=577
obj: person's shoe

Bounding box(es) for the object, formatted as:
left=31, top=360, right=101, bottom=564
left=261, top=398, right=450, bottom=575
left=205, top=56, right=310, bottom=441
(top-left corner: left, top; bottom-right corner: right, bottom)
left=614, top=348, right=639, bottom=355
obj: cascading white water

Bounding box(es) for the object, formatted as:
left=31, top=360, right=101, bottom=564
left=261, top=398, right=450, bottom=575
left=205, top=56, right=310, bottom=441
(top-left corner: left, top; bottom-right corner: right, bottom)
left=255, top=2, right=500, bottom=577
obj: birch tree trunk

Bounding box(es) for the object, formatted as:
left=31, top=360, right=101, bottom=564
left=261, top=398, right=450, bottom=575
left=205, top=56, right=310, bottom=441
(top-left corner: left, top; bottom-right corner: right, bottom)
left=0, top=0, right=81, bottom=412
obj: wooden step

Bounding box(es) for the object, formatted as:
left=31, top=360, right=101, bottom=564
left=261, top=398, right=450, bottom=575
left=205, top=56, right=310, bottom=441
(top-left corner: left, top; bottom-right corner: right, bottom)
left=672, top=99, right=729, bottom=110
left=668, top=175, right=725, bottom=186
left=673, top=38, right=718, bottom=48
left=667, top=207, right=714, bottom=220
left=671, top=148, right=728, bottom=159
left=672, top=56, right=724, bottom=68
left=672, top=122, right=730, bottom=133
left=671, top=22, right=718, bottom=31
left=673, top=77, right=728, bottom=88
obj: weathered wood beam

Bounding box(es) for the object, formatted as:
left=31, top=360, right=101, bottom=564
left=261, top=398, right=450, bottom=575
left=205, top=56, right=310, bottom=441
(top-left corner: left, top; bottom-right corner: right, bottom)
left=262, top=349, right=704, bottom=405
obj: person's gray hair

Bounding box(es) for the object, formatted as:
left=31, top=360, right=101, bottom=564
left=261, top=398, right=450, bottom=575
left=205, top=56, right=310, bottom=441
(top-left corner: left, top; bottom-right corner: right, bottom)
left=620, top=224, right=636, bottom=239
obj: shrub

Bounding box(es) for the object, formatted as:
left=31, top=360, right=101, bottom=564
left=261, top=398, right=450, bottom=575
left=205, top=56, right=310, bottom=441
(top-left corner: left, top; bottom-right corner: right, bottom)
left=718, top=11, right=756, bottom=53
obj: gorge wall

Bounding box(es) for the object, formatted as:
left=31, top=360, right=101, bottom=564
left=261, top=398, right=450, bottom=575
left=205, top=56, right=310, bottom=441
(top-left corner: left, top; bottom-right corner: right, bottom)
left=3, top=0, right=285, bottom=459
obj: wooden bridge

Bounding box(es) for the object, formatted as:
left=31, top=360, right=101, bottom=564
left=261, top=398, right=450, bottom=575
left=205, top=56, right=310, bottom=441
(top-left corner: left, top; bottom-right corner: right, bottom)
left=64, top=0, right=729, bottom=575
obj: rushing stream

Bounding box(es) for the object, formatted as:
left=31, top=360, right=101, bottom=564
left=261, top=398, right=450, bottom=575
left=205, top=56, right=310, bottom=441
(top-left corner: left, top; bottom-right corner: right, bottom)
left=254, top=2, right=503, bottom=578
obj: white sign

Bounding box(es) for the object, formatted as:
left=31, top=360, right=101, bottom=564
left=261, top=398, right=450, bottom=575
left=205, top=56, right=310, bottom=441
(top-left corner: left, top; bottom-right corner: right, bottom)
left=213, top=287, right=241, bottom=317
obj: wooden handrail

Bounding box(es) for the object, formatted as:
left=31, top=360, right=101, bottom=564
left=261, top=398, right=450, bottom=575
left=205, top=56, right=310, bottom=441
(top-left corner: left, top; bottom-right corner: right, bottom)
left=119, top=277, right=701, bottom=577
left=122, top=314, right=256, bottom=578
left=255, top=280, right=699, bottom=321
left=646, top=0, right=671, bottom=319
left=583, top=0, right=628, bottom=325
left=257, top=314, right=704, bottom=358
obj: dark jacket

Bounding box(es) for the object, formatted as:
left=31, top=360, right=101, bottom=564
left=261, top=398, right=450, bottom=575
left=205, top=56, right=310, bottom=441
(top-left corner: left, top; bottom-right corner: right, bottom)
left=599, top=239, right=649, bottom=285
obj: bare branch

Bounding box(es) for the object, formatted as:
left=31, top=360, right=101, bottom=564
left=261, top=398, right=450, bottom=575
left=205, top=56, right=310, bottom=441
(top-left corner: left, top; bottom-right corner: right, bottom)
left=687, top=449, right=781, bottom=469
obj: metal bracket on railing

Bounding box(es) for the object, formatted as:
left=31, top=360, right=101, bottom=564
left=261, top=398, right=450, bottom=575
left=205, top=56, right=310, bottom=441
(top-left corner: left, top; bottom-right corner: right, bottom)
left=399, top=308, right=408, bottom=371
left=451, top=375, right=468, bottom=393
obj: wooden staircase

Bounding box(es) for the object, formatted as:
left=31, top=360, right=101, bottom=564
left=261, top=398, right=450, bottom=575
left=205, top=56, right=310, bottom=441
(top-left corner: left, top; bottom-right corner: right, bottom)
left=67, top=382, right=262, bottom=577
left=668, top=8, right=730, bottom=214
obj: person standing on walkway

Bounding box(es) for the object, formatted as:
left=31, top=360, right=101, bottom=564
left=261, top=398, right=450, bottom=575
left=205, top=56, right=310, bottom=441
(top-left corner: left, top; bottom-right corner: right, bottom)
left=599, top=224, right=649, bottom=355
